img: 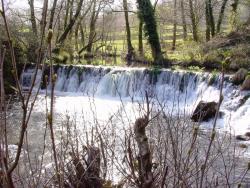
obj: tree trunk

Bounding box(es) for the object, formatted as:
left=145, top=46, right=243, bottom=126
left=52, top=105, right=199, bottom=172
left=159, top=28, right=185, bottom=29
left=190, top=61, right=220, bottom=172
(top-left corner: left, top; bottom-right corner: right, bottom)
left=57, top=0, right=84, bottom=44
left=138, top=19, right=143, bottom=55
left=123, top=0, right=134, bottom=60
left=75, top=23, right=80, bottom=52
left=188, top=0, right=198, bottom=42
left=231, top=0, right=239, bottom=30
left=208, top=0, right=215, bottom=36
left=137, top=0, right=167, bottom=65
left=172, top=0, right=177, bottom=50
left=40, top=0, right=48, bottom=34
left=216, top=0, right=229, bottom=33
left=205, top=1, right=211, bottom=41
left=64, top=0, right=70, bottom=29
left=27, top=0, right=39, bottom=63
left=28, top=0, right=38, bottom=37
left=48, top=0, right=58, bottom=29
left=80, top=24, right=85, bottom=48
left=180, top=0, right=187, bottom=40
left=134, top=117, right=153, bottom=188
left=86, top=147, right=102, bottom=187
left=86, top=1, right=99, bottom=53
left=68, top=0, right=75, bottom=40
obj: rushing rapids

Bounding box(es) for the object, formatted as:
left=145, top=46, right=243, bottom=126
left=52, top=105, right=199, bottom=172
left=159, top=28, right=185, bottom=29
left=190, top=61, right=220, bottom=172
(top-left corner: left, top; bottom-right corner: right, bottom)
left=21, top=65, right=250, bottom=135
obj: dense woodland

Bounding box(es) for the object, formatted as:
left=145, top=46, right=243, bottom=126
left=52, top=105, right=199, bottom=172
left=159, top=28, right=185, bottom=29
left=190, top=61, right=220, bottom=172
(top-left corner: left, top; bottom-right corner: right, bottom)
left=1, top=0, right=250, bottom=187
left=1, top=0, right=250, bottom=68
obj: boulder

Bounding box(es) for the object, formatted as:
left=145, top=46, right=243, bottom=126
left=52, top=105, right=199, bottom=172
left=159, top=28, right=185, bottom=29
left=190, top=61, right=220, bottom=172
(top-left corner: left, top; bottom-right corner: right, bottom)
left=236, top=135, right=250, bottom=141
left=245, top=132, right=250, bottom=137
left=191, top=101, right=218, bottom=122
left=241, top=75, right=250, bottom=90
left=231, top=68, right=248, bottom=85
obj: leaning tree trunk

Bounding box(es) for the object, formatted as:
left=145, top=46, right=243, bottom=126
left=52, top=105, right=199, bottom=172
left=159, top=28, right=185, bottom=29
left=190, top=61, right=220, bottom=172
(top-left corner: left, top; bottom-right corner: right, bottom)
left=137, top=0, right=167, bottom=65
left=172, top=0, right=177, bottom=50
left=180, top=0, right=187, bottom=40
left=123, top=0, right=134, bottom=61
left=188, top=0, right=198, bottom=42
left=216, top=0, right=229, bottom=33
left=57, top=0, right=84, bottom=44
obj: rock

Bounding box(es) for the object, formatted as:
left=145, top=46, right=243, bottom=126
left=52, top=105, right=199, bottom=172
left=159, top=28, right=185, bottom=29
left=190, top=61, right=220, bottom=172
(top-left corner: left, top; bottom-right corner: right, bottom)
left=231, top=68, right=248, bottom=85
left=241, top=75, right=250, bottom=90
left=238, top=95, right=250, bottom=108
left=229, top=61, right=239, bottom=70
left=236, top=135, right=250, bottom=141
left=245, top=132, right=250, bottom=137
left=191, top=101, right=218, bottom=122
left=239, top=144, right=248, bottom=149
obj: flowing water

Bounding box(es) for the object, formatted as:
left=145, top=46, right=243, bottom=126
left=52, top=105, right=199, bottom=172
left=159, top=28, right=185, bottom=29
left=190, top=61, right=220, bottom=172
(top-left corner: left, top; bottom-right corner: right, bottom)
left=7, top=65, right=250, bottom=186
left=39, top=65, right=250, bottom=135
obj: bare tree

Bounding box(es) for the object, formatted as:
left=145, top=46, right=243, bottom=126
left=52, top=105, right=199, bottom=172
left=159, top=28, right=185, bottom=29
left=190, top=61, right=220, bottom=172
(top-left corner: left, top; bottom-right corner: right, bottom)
left=217, top=0, right=229, bottom=33
left=188, top=0, right=199, bottom=41
left=123, top=0, right=134, bottom=62
left=180, top=0, right=187, bottom=40
left=172, top=0, right=177, bottom=50
left=57, top=0, right=84, bottom=44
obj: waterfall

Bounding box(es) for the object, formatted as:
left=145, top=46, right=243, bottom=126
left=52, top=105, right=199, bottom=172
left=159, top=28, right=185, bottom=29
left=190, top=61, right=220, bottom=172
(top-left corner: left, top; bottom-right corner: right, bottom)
left=21, top=68, right=42, bottom=91
left=52, top=66, right=237, bottom=104
left=21, top=65, right=250, bottom=135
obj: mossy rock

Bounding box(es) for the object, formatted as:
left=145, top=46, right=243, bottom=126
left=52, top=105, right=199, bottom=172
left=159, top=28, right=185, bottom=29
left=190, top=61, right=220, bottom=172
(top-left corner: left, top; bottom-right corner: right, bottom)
left=231, top=68, right=248, bottom=85
left=241, top=75, right=250, bottom=90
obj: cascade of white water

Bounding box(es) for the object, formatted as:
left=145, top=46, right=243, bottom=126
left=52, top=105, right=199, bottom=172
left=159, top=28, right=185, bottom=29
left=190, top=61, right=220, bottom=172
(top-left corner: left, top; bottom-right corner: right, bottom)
left=53, top=66, right=222, bottom=106
left=21, top=65, right=250, bottom=135
left=21, top=68, right=42, bottom=91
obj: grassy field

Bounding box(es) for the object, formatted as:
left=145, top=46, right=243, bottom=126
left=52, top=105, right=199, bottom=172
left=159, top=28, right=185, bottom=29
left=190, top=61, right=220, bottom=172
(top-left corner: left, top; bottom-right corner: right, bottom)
left=82, top=24, right=231, bottom=66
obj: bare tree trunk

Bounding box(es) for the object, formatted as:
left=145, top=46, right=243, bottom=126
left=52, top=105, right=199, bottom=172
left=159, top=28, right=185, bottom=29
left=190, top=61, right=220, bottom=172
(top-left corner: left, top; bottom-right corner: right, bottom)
left=48, top=0, right=58, bottom=29
left=138, top=19, right=143, bottom=55
left=64, top=0, right=70, bottom=29
left=28, top=0, right=38, bottom=37
left=180, top=0, right=187, bottom=40
left=86, top=147, right=101, bottom=187
left=172, top=0, right=177, bottom=50
left=86, top=12, right=96, bottom=53
left=205, top=1, right=211, bottom=41
left=68, top=0, right=75, bottom=40
left=207, top=0, right=215, bottom=36
left=86, top=0, right=100, bottom=53
left=133, top=93, right=153, bottom=187
left=57, top=0, right=84, bottom=44
left=230, top=0, right=239, bottom=30
left=27, top=0, right=39, bottom=63
left=216, top=0, right=229, bottom=33
left=80, top=24, right=85, bottom=48
left=75, top=22, right=80, bottom=52
left=188, top=0, right=198, bottom=41
left=134, top=116, right=153, bottom=187
left=123, top=0, right=134, bottom=61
